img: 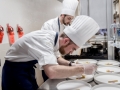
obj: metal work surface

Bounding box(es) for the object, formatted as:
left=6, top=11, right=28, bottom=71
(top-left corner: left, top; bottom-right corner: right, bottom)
left=38, top=78, right=97, bottom=90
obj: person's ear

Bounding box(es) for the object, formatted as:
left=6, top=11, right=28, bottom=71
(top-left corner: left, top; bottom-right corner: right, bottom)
left=64, top=38, right=70, bottom=45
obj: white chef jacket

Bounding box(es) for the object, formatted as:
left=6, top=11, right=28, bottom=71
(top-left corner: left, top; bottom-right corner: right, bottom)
left=41, top=17, right=65, bottom=35
left=41, top=17, right=65, bottom=58
left=5, top=30, right=59, bottom=70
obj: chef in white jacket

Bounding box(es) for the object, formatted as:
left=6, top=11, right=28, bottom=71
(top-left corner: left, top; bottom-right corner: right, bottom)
left=2, top=15, right=99, bottom=90
left=41, top=0, right=79, bottom=81
left=41, top=0, right=78, bottom=35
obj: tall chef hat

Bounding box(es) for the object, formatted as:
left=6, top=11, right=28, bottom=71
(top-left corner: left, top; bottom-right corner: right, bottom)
left=61, top=0, right=78, bottom=16
left=63, top=15, right=100, bottom=47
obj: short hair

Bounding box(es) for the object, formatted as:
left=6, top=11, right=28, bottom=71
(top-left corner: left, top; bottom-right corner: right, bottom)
left=60, top=33, right=75, bottom=44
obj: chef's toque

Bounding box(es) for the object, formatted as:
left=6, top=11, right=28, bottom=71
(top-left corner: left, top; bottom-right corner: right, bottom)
left=63, top=15, right=100, bottom=47
left=61, top=0, right=78, bottom=16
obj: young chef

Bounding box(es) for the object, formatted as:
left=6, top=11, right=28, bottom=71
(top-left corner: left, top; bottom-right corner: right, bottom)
left=41, top=0, right=79, bottom=35
left=41, top=0, right=79, bottom=81
left=2, top=15, right=99, bottom=90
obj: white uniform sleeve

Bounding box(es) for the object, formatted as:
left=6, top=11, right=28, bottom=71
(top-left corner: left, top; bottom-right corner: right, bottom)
left=23, top=32, right=58, bottom=69
left=41, top=21, right=54, bottom=31
left=41, top=18, right=59, bottom=33
left=54, top=51, right=61, bottom=58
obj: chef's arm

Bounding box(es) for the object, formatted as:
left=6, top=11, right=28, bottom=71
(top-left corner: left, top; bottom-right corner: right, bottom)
left=57, top=56, right=70, bottom=66
left=43, top=64, right=84, bottom=79
left=55, top=51, right=71, bottom=66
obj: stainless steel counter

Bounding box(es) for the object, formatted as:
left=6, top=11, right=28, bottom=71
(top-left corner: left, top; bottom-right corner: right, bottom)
left=38, top=78, right=97, bottom=90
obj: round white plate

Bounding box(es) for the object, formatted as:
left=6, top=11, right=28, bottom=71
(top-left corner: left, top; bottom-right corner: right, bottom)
left=96, top=66, right=120, bottom=74
left=75, top=59, right=97, bottom=64
left=94, top=73, right=120, bottom=84
left=97, top=60, right=120, bottom=66
left=56, top=80, right=91, bottom=90
left=91, top=84, right=120, bottom=90
left=69, top=74, right=94, bottom=82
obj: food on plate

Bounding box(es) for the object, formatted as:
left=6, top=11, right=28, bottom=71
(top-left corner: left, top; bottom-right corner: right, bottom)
left=76, top=61, right=79, bottom=64
left=85, top=61, right=90, bottom=64
left=76, top=61, right=90, bottom=64
left=108, top=80, right=118, bottom=83
left=106, top=63, right=113, bottom=65
left=106, top=70, right=114, bottom=72
left=76, top=74, right=85, bottom=79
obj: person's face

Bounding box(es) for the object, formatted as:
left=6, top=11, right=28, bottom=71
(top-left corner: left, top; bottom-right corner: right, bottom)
left=62, top=15, right=74, bottom=25
left=59, top=42, right=79, bottom=55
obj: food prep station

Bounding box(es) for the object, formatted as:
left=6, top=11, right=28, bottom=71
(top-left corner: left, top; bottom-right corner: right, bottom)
left=39, top=59, right=120, bottom=90
left=30, top=0, right=120, bottom=90
left=38, top=0, right=120, bottom=90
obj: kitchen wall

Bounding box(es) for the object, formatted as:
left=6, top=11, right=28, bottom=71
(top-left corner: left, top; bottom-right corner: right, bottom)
left=0, top=0, right=62, bottom=88
left=0, top=0, right=62, bottom=43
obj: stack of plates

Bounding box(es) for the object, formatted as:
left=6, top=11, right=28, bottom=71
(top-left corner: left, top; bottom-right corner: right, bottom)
left=75, top=59, right=97, bottom=64
left=94, top=73, right=120, bottom=84
left=91, top=84, right=120, bottom=90
left=96, top=66, right=120, bottom=74
left=68, top=74, right=94, bottom=82
left=56, top=80, right=91, bottom=90
left=97, top=60, right=120, bottom=66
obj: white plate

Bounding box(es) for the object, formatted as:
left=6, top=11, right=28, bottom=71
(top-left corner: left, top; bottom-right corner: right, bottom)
left=96, top=66, right=120, bottom=74
left=97, top=60, right=120, bottom=66
left=75, top=59, right=97, bottom=64
left=91, top=84, right=120, bottom=90
left=56, top=80, right=91, bottom=90
left=69, top=74, right=94, bottom=82
left=94, top=73, right=120, bottom=84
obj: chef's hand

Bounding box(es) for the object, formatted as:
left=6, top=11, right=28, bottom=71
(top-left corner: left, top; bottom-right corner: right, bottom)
left=72, top=63, right=84, bottom=76
left=83, top=64, right=96, bottom=75
left=72, top=63, right=96, bottom=75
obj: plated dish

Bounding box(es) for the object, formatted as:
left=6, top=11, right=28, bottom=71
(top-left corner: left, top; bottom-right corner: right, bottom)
left=56, top=80, right=91, bottom=90
left=69, top=74, right=94, bottom=82
left=96, top=66, right=120, bottom=74
left=94, top=73, right=120, bottom=84
left=91, top=84, right=120, bottom=90
left=75, top=59, right=97, bottom=64
left=97, top=60, right=120, bottom=66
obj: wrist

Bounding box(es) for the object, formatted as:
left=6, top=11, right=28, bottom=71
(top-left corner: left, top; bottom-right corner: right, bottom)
left=69, top=61, right=74, bottom=66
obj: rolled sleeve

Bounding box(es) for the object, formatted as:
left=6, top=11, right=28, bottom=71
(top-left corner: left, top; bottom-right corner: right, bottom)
left=38, top=54, right=58, bottom=70
left=23, top=31, right=58, bottom=70
left=54, top=51, right=61, bottom=58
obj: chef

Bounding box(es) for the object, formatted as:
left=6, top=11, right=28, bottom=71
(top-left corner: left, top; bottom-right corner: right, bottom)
left=2, top=15, right=99, bottom=90
left=41, top=0, right=78, bottom=35
left=41, top=0, right=79, bottom=81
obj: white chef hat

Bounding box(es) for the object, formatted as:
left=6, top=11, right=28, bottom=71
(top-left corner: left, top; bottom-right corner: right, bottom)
left=61, top=0, right=78, bottom=16
left=63, top=15, right=100, bottom=47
